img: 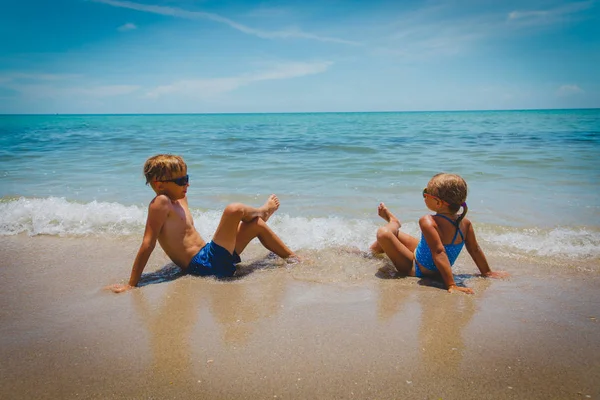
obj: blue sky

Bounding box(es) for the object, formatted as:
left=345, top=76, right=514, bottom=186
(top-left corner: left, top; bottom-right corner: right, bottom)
left=1, top=0, right=599, bottom=113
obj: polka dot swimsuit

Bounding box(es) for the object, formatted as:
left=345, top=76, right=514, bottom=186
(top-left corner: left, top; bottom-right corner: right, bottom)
left=414, top=214, right=465, bottom=274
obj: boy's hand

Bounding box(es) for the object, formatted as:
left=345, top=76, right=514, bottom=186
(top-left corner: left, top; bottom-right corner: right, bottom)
left=448, top=284, right=474, bottom=295
left=286, top=254, right=304, bottom=264
left=106, top=283, right=134, bottom=293
left=482, top=271, right=510, bottom=279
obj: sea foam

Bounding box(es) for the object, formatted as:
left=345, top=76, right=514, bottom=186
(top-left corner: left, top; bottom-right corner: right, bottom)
left=0, top=197, right=144, bottom=236
left=1, top=197, right=598, bottom=260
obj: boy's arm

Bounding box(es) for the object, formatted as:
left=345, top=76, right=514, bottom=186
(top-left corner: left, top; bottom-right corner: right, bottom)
left=109, top=196, right=170, bottom=293
left=420, top=216, right=474, bottom=294
left=464, top=220, right=508, bottom=278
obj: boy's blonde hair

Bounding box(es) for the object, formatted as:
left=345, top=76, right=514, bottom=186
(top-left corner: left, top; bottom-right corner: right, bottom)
left=143, top=154, right=187, bottom=184
left=427, top=173, right=468, bottom=222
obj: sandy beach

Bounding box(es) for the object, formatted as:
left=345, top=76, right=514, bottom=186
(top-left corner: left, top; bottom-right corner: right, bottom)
left=0, top=234, right=598, bottom=399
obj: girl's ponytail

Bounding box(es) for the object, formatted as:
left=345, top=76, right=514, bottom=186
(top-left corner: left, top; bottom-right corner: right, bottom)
left=456, top=202, right=468, bottom=226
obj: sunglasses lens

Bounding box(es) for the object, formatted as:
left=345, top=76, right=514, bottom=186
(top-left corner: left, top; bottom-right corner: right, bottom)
left=175, top=175, right=189, bottom=186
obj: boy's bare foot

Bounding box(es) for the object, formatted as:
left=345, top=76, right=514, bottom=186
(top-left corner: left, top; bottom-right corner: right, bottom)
left=378, top=202, right=400, bottom=225
left=261, top=194, right=280, bottom=222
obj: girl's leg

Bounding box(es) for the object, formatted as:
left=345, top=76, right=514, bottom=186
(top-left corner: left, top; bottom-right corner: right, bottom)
left=234, top=217, right=296, bottom=259
left=372, top=203, right=418, bottom=275
left=370, top=203, right=419, bottom=253
left=212, top=195, right=280, bottom=254
left=396, top=230, right=419, bottom=253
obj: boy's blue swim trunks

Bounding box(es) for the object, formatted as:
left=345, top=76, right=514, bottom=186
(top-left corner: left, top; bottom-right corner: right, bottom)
left=187, top=241, right=241, bottom=278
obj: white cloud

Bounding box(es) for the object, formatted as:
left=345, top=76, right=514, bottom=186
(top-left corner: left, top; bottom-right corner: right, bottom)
left=375, top=0, right=596, bottom=60
left=0, top=72, right=139, bottom=98
left=557, top=84, right=584, bottom=96
left=376, top=5, right=499, bottom=59
left=74, top=85, right=141, bottom=97
left=508, top=10, right=548, bottom=20
left=508, top=1, right=594, bottom=24
left=92, top=0, right=360, bottom=45
left=145, top=61, right=333, bottom=99
left=118, top=22, right=138, bottom=31
left=246, top=6, right=290, bottom=18
left=0, top=72, right=81, bottom=83
left=4, top=82, right=140, bottom=99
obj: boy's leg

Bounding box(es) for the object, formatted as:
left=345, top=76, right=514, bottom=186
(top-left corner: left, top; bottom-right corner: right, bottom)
left=370, top=241, right=384, bottom=253
left=235, top=217, right=296, bottom=259
left=372, top=203, right=418, bottom=274
left=212, top=195, right=280, bottom=254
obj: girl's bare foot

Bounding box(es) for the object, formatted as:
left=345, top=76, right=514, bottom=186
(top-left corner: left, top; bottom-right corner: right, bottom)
left=261, top=194, right=280, bottom=222
left=377, top=202, right=400, bottom=225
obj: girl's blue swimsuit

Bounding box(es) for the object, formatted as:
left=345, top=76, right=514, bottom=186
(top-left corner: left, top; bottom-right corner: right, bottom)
left=414, top=214, right=464, bottom=277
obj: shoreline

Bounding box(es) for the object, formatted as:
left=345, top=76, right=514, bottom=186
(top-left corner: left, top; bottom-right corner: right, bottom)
left=1, top=235, right=599, bottom=399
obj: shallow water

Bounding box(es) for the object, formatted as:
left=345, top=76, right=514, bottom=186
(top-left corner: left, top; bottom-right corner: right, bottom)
left=1, top=110, right=599, bottom=262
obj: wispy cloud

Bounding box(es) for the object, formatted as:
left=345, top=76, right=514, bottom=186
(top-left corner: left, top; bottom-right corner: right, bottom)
left=18, top=84, right=140, bottom=98
left=118, top=22, right=137, bottom=31
left=0, top=73, right=140, bottom=99
left=375, top=5, right=500, bottom=59
left=508, top=1, right=594, bottom=24
left=375, top=0, right=596, bottom=60
left=246, top=6, right=290, bottom=19
left=75, top=85, right=141, bottom=97
left=145, top=61, right=333, bottom=99
left=0, top=61, right=330, bottom=101
left=92, top=0, right=360, bottom=45
left=0, top=72, right=82, bottom=83
left=557, top=84, right=584, bottom=96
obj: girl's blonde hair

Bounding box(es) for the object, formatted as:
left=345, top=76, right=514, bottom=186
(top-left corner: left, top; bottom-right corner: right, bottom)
left=143, top=154, right=187, bottom=184
left=427, top=173, right=468, bottom=224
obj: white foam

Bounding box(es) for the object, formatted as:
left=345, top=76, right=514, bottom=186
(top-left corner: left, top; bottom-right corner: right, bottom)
left=0, top=197, right=145, bottom=236
left=479, top=226, right=600, bottom=259
left=1, top=197, right=598, bottom=260
left=262, top=214, right=386, bottom=251
left=192, top=210, right=386, bottom=251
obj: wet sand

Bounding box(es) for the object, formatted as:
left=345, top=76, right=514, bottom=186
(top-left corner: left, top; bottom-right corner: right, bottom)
left=1, top=235, right=599, bottom=399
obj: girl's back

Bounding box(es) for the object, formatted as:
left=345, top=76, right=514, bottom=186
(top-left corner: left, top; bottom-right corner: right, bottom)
left=430, top=214, right=468, bottom=246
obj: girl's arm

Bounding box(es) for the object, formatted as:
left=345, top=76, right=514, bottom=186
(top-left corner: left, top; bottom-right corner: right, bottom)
left=464, top=220, right=508, bottom=278
left=420, top=216, right=474, bottom=294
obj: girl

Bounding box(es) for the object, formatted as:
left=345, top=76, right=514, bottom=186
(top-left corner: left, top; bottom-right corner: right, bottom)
left=370, top=173, right=507, bottom=294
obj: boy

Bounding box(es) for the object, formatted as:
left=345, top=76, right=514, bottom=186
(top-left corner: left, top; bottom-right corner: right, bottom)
left=109, top=154, right=298, bottom=293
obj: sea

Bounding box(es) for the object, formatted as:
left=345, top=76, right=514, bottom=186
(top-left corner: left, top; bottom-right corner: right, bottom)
left=1, top=109, right=599, bottom=266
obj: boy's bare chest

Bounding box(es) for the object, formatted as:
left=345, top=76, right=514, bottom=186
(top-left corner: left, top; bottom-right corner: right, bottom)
left=162, top=203, right=194, bottom=235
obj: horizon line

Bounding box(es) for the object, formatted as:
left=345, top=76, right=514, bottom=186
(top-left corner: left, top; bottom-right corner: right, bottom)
left=2, top=107, right=599, bottom=117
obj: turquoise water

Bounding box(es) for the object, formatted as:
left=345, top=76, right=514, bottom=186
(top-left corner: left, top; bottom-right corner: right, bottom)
left=1, top=110, right=599, bottom=259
